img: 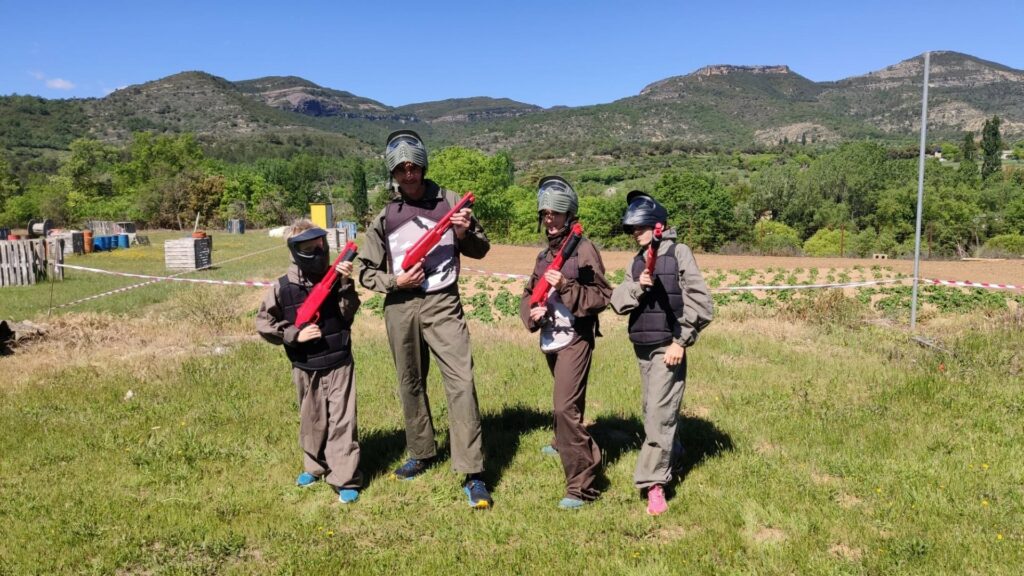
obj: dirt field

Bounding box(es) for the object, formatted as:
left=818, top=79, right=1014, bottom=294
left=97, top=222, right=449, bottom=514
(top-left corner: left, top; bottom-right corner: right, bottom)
left=466, top=245, right=1023, bottom=286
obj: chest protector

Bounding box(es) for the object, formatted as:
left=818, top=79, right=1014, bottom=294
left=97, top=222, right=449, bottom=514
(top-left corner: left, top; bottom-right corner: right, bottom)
left=277, top=277, right=351, bottom=371
left=628, top=243, right=684, bottom=346
left=384, top=191, right=458, bottom=293
left=531, top=249, right=581, bottom=353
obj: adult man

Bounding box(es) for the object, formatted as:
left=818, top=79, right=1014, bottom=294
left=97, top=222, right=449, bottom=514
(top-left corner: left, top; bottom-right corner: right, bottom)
left=358, top=130, right=493, bottom=509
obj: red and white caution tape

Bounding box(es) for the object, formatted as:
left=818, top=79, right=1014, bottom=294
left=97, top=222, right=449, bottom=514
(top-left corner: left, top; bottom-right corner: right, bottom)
left=50, top=244, right=284, bottom=310
left=921, top=278, right=1021, bottom=291
left=56, top=263, right=274, bottom=287
left=718, top=278, right=908, bottom=292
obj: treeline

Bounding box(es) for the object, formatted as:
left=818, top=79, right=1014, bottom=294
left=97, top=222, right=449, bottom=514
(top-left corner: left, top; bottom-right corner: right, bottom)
left=1, top=131, right=1023, bottom=257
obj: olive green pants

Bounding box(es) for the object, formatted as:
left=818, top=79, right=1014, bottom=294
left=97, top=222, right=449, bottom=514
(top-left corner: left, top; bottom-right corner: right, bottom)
left=384, top=288, right=484, bottom=474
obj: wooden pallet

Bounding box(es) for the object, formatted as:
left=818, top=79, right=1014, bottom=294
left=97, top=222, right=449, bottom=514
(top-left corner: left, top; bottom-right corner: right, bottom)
left=164, top=237, right=213, bottom=270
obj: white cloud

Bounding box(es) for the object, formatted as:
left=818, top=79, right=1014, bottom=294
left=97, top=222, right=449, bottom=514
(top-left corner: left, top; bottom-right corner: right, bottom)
left=46, top=78, right=75, bottom=90
left=29, top=71, right=76, bottom=90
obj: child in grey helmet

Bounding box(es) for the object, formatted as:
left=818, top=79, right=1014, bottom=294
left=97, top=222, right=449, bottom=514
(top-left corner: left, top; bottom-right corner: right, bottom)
left=610, top=191, right=713, bottom=516
left=519, top=176, right=611, bottom=509
left=256, top=219, right=363, bottom=504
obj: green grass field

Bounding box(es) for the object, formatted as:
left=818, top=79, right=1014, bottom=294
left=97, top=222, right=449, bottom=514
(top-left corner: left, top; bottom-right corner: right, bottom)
left=1, top=233, right=1022, bottom=574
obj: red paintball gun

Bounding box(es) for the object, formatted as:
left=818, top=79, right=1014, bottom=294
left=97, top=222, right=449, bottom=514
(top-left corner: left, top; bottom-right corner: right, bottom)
left=529, top=222, right=585, bottom=308
left=400, top=192, right=475, bottom=271
left=295, top=241, right=358, bottom=328
left=644, top=223, right=664, bottom=275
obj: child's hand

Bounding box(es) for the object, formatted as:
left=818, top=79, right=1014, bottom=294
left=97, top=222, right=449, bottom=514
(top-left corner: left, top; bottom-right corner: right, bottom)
left=638, top=270, right=653, bottom=288
left=544, top=269, right=565, bottom=290
left=664, top=342, right=685, bottom=366
left=529, top=305, right=549, bottom=324
left=335, top=260, right=353, bottom=278
left=297, top=325, right=322, bottom=343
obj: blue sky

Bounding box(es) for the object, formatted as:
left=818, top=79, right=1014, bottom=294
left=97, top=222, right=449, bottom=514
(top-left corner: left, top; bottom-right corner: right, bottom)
left=3, top=1, right=1022, bottom=108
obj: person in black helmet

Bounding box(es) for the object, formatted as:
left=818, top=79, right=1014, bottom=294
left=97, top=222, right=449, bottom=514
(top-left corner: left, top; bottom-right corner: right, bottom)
left=256, top=219, right=363, bottom=504
left=358, top=129, right=494, bottom=509
left=610, top=191, right=713, bottom=516
left=519, top=176, right=611, bottom=510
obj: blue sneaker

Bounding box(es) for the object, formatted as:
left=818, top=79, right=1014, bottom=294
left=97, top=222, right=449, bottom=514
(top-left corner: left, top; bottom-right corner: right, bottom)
left=463, top=478, right=493, bottom=509
left=338, top=488, right=359, bottom=504
left=392, top=458, right=430, bottom=480
left=296, top=472, right=320, bottom=488
left=540, top=445, right=559, bottom=457
left=558, top=497, right=586, bottom=510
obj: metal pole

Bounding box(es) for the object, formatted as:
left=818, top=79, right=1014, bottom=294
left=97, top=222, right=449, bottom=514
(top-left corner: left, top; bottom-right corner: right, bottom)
left=911, top=52, right=930, bottom=329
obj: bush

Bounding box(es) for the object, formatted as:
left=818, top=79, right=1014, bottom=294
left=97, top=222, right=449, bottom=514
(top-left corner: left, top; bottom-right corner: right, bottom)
left=979, top=234, right=1024, bottom=257
left=803, top=228, right=844, bottom=257
left=752, top=220, right=801, bottom=255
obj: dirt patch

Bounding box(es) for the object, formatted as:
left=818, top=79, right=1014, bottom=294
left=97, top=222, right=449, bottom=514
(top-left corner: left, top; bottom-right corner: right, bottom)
left=752, top=526, right=787, bottom=544
left=466, top=245, right=1023, bottom=285
left=829, top=543, right=863, bottom=561
left=836, top=493, right=862, bottom=509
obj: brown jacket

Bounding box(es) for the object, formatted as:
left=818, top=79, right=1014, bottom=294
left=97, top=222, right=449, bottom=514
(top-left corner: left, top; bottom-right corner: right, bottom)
left=519, top=237, right=611, bottom=337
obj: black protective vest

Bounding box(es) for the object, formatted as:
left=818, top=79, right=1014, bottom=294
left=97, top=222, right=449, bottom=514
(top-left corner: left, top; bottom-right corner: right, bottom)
left=277, top=276, right=351, bottom=370
left=628, top=244, right=683, bottom=346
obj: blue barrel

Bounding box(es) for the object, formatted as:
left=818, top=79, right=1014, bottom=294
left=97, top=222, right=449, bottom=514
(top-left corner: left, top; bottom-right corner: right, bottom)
left=106, top=236, right=117, bottom=250
left=117, top=234, right=129, bottom=248
left=93, top=237, right=102, bottom=251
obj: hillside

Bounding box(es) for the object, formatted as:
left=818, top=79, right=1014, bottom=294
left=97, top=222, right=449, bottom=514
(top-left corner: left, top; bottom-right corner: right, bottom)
left=2, top=51, right=1023, bottom=165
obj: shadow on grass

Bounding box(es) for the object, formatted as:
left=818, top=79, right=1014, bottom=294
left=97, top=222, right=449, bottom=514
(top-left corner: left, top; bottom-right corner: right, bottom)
left=588, top=413, right=734, bottom=494
left=358, top=427, right=407, bottom=484
left=480, top=405, right=551, bottom=487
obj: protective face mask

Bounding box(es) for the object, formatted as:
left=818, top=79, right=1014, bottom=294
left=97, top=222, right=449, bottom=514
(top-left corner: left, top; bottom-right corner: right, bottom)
left=292, top=246, right=328, bottom=277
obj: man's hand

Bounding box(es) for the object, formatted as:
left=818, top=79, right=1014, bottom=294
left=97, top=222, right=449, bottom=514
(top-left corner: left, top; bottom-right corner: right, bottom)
left=297, top=325, right=322, bottom=343
left=335, top=260, right=353, bottom=278
left=664, top=342, right=685, bottom=366
left=450, top=208, right=472, bottom=240
left=638, top=270, right=654, bottom=288
left=529, top=305, right=549, bottom=324
left=396, top=261, right=425, bottom=290
left=544, top=269, right=565, bottom=291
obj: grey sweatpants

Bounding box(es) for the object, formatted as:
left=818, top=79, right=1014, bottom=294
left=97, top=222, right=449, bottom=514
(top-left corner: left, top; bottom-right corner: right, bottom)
left=294, top=362, right=361, bottom=489
left=632, top=343, right=687, bottom=489
left=384, top=288, right=484, bottom=474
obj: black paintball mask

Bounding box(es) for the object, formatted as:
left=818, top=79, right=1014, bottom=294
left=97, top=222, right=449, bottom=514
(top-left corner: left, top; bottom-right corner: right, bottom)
left=287, top=227, right=329, bottom=278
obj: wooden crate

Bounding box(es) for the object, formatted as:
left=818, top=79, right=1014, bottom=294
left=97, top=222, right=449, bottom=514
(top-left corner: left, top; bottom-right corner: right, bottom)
left=164, top=237, right=213, bottom=270
left=325, top=228, right=349, bottom=252
left=54, top=232, right=85, bottom=255
left=0, top=239, right=50, bottom=287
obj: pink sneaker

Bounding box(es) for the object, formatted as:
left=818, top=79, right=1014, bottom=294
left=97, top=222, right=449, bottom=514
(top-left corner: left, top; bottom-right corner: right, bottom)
left=646, top=484, right=668, bottom=516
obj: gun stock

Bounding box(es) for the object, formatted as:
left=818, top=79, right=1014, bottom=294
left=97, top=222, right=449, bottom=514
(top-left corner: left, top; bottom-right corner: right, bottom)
left=529, top=222, right=585, bottom=308
left=400, top=192, right=475, bottom=271
left=294, top=241, right=359, bottom=328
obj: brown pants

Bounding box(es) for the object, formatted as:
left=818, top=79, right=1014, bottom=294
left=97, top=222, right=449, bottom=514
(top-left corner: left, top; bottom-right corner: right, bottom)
left=384, top=288, right=484, bottom=474
left=547, top=336, right=602, bottom=501
left=294, top=362, right=361, bottom=489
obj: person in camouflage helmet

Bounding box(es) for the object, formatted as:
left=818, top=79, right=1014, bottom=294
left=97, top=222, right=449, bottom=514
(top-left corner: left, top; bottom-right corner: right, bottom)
left=610, top=191, right=714, bottom=516
left=358, top=129, right=494, bottom=509
left=519, top=176, right=611, bottom=509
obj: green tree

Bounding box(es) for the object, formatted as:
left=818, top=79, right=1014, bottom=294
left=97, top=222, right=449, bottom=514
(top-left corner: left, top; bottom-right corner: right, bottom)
left=981, top=116, right=1003, bottom=179
left=752, top=220, right=801, bottom=255
left=349, top=159, right=369, bottom=226
left=961, top=131, right=976, bottom=162
left=652, top=171, right=736, bottom=251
